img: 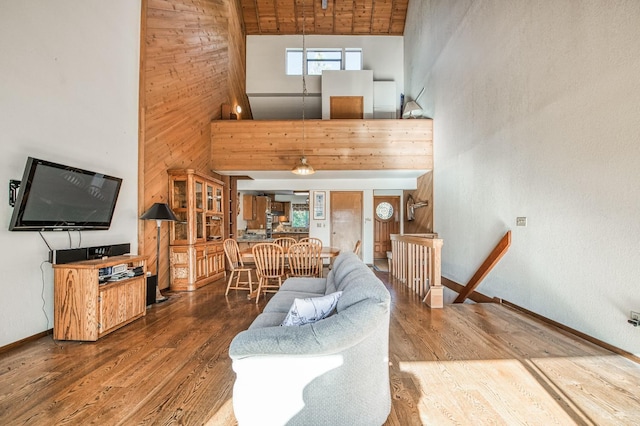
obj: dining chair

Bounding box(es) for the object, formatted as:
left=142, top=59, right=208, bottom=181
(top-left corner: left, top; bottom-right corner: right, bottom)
left=223, top=238, right=254, bottom=297
left=353, top=240, right=362, bottom=255
left=273, top=237, right=297, bottom=274
left=252, top=243, right=286, bottom=304
left=288, top=242, right=323, bottom=278
left=273, top=237, right=297, bottom=251
left=299, top=237, right=322, bottom=247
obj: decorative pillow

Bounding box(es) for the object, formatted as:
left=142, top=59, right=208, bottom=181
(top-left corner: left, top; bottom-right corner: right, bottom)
left=281, top=291, right=343, bottom=326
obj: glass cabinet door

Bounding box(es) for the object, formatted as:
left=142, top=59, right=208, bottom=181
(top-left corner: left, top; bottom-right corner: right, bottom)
left=171, top=179, right=188, bottom=242
left=215, top=187, right=223, bottom=213
left=195, top=180, right=204, bottom=240
left=206, top=184, right=214, bottom=212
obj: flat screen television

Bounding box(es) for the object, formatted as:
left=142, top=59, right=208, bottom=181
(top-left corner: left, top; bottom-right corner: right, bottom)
left=9, top=157, right=123, bottom=231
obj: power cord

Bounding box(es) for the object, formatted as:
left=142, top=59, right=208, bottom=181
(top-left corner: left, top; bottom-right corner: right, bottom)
left=40, top=260, right=51, bottom=330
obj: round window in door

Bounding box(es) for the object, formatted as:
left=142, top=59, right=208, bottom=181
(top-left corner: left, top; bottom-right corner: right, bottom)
left=376, top=202, right=394, bottom=221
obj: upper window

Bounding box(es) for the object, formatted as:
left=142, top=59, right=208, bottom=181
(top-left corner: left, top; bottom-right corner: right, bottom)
left=286, top=48, right=362, bottom=76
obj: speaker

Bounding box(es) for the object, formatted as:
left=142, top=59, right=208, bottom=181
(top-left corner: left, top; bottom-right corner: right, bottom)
left=146, top=275, right=157, bottom=306
left=49, top=243, right=131, bottom=264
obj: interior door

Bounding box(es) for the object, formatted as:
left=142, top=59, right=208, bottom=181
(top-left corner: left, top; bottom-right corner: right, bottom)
left=330, top=191, right=363, bottom=254
left=373, top=196, right=400, bottom=259
left=330, top=96, right=364, bottom=119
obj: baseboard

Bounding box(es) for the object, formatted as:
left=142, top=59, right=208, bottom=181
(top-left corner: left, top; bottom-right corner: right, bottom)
left=441, top=276, right=640, bottom=365
left=0, top=329, right=53, bottom=355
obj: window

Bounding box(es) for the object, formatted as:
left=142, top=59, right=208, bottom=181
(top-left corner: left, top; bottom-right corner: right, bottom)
left=291, top=204, right=310, bottom=228
left=285, top=48, right=363, bottom=75
left=286, top=49, right=303, bottom=75
left=344, top=49, right=362, bottom=70
left=306, top=49, right=342, bottom=75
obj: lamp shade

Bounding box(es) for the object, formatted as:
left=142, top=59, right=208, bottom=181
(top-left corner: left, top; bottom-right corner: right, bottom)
left=291, top=156, right=315, bottom=175
left=402, top=100, right=423, bottom=118
left=140, top=203, right=178, bottom=221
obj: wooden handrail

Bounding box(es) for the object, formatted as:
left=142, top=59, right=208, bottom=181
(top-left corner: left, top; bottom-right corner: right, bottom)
left=390, top=234, right=444, bottom=308
left=453, top=231, right=511, bottom=303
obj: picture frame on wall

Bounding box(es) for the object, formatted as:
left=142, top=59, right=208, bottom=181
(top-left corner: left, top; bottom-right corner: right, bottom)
left=313, top=191, right=325, bottom=220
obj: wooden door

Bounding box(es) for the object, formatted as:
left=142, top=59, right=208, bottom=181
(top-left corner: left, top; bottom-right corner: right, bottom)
left=330, top=96, right=363, bottom=119
left=330, top=191, right=362, bottom=254
left=374, top=196, right=400, bottom=259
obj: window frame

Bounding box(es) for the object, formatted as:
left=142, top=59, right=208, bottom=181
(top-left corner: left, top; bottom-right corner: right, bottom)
left=285, top=48, right=363, bottom=76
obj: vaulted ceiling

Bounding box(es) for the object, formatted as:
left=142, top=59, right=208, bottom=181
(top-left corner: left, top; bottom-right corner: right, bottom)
left=240, top=0, right=409, bottom=35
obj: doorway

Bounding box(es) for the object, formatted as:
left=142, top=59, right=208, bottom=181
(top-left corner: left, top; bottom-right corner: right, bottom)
left=330, top=191, right=363, bottom=254
left=373, top=196, right=400, bottom=259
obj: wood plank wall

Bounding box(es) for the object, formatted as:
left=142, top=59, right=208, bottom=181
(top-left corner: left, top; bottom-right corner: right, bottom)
left=404, top=171, right=434, bottom=233
left=139, top=0, right=250, bottom=289
left=211, top=119, right=433, bottom=171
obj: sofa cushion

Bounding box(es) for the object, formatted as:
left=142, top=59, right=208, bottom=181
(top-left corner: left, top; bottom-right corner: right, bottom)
left=263, top=290, right=326, bottom=313
left=281, top=291, right=343, bottom=326
left=332, top=252, right=367, bottom=293
left=279, top=277, right=326, bottom=295
left=248, top=312, right=288, bottom=329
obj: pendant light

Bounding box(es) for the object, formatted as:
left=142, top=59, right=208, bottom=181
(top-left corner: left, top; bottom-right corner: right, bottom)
left=292, top=0, right=315, bottom=176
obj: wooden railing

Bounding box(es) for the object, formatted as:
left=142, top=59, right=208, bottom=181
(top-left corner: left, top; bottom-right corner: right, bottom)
left=390, top=234, right=443, bottom=308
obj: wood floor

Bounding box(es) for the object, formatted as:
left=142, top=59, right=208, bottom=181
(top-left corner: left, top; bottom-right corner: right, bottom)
left=1, top=270, right=640, bottom=425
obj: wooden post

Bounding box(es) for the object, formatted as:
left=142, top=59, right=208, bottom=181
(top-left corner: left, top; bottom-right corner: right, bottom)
left=423, top=239, right=443, bottom=308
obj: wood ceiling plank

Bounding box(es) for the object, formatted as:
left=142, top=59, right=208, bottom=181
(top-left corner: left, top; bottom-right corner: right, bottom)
left=242, top=0, right=406, bottom=35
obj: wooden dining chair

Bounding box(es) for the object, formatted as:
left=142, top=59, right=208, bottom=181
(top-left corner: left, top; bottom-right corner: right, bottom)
left=223, top=238, right=254, bottom=297
left=288, top=242, right=323, bottom=278
left=273, top=237, right=297, bottom=274
left=299, top=237, right=322, bottom=247
left=353, top=240, right=362, bottom=255
left=273, top=237, right=297, bottom=251
left=252, top=243, right=286, bottom=304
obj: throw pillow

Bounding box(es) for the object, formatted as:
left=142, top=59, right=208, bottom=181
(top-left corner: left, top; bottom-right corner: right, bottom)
left=281, top=291, right=343, bottom=326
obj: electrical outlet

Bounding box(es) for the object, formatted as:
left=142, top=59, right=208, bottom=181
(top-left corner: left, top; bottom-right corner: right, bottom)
left=516, top=217, right=527, bottom=227
left=631, top=311, right=640, bottom=322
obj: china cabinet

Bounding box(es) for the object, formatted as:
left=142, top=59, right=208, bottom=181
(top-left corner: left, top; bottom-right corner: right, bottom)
left=168, top=169, right=225, bottom=291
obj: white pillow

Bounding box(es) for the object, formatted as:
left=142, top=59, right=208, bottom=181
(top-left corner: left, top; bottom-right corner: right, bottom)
left=281, top=291, right=343, bottom=326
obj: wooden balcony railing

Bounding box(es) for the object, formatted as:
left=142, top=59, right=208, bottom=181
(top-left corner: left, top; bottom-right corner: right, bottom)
left=390, top=234, right=443, bottom=308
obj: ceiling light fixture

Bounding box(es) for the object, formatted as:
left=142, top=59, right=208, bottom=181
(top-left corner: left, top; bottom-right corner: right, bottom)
left=291, top=0, right=315, bottom=176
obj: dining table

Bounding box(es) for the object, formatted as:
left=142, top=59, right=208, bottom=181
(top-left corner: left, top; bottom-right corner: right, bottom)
left=239, top=246, right=341, bottom=261
left=239, top=246, right=341, bottom=300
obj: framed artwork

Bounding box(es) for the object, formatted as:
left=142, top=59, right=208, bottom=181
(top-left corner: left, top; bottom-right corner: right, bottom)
left=313, top=191, right=326, bottom=220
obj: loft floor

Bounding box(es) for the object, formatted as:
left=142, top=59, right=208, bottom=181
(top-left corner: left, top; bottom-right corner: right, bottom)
left=1, top=271, right=639, bottom=424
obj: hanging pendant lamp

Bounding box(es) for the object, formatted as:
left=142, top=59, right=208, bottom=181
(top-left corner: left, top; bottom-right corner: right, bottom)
left=292, top=156, right=315, bottom=175
left=291, top=0, right=315, bottom=176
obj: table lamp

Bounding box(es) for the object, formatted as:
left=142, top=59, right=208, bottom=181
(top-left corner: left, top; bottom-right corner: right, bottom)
left=140, top=202, right=178, bottom=302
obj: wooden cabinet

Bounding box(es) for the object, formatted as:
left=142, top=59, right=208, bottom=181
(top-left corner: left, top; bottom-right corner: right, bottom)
left=53, top=255, right=147, bottom=341
left=246, top=196, right=271, bottom=229
left=243, top=194, right=256, bottom=220
left=168, top=169, right=225, bottom=291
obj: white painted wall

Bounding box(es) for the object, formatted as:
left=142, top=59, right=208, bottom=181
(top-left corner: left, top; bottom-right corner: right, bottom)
left=404, top=0, right=640, bottom=355
left=321, top=70, right=373, bottom=119
left=0, top=0, right=141, bottom=347
left=246, top=35, right=404, bottom=119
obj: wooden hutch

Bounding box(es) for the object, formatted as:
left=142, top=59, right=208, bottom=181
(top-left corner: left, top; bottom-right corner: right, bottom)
left=168, top=169, right=226, bottom=291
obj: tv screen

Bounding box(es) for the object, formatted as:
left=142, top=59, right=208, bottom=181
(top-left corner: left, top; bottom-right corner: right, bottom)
left=9, top=157, right=123, bottom=231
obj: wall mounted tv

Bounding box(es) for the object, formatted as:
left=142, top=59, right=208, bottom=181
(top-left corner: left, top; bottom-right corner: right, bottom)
left=9, top=157, right=123, bottom=231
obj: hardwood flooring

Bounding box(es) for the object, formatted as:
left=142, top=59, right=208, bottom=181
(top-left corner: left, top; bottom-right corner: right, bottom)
left=1, top=271, right=639, bottom=425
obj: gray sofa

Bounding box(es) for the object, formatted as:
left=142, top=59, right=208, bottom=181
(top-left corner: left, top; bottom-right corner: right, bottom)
left=228, top=252, right=391, bottom=426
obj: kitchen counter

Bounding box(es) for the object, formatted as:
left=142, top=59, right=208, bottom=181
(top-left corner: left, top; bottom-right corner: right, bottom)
left=236, top=231, right=309, bottom=248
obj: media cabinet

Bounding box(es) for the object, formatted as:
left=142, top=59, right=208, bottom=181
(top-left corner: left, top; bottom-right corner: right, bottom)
left=52, top=255, right=147, bottom=341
